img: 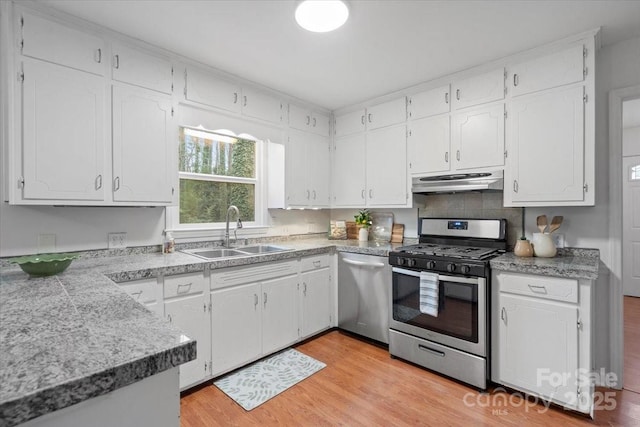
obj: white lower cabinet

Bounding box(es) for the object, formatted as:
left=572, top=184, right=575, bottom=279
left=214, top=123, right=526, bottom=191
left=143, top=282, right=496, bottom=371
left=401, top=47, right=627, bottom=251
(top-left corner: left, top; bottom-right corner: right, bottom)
left=300, top=255, right=332, bottom=339
left=492, top=271, right=594, bottom=415
left=118, top=277, right=162, bottom=317
left=261, top=275, right=299, bottom=354
left=163, top=272, right=210, bottom=390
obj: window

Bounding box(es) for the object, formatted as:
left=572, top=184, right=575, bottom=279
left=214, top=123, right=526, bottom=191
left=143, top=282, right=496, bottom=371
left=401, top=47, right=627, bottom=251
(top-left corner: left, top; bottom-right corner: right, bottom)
left=178, top=126, right=258, bottom=225
left=632, top=165, right=640, bottom=181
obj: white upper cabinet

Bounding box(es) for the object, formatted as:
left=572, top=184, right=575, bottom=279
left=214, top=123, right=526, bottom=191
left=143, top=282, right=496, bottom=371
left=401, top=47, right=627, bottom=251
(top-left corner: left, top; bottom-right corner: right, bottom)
left=184, top=66, right=241, bottom=113
left=452, top=103, right=505, bottom=171
left=408, top=115, right=451, bottom=175
left=366, top=125, right=408, bottom=206
left=282, top=130, right=330, bottom=208
left=334, top=109, right=366, bottom=138
left=289, top=104, right=330, bottom=136
left=452, top=68, right=505, bottom=110
left=21, top=12, right=105, bottom=75
left=111, top=43, right=173, bottom=94
left=366, top=97, right=407, bottom=130
left=21, top=58, right=106, bottom=201
left=507, top=85, right=585, bottom=204
left=407, top=85, right=450, bottom=120
left=240, top=87, right=284, bottom=124
left=332, top=134, right=367, bottom=207
left=509, top=45, right=584, bottom=97
left=112, top=84, right=174, bottom=204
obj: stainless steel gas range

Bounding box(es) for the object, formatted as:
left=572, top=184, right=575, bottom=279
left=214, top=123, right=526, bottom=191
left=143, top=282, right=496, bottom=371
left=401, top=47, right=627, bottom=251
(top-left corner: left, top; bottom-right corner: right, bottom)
left=388, top=218, right=507, bottom=389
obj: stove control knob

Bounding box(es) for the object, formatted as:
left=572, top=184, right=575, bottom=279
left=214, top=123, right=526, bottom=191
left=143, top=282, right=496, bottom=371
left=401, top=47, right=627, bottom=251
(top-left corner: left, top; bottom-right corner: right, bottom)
left=397, top=257, right=406, bottom=266
left=426, top=261, right=436, bottom=270
left=460, top=265, right=471, bottom=275
left=446, top=263, right=456, bottom=273
left=407, top=258, right=416, bottom=267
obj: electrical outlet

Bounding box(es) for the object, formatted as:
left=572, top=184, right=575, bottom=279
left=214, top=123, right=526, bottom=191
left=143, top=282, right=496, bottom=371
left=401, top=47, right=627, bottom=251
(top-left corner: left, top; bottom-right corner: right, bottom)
left=552, top=233, right=565, bottom=248
left=108, top=232, right=127, bottom=249
left=38, top=234, right=56, bottom=253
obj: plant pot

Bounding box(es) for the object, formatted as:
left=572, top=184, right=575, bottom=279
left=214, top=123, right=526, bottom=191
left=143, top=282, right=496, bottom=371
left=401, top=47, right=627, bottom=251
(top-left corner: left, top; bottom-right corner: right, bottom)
left=358, top=227, right=369, bottom=242
left=514, top=239, right=533, bottom=257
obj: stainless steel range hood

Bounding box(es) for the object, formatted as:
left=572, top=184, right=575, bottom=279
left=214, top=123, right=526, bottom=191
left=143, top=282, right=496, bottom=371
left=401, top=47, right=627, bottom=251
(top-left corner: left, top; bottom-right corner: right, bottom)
left=412, top=170, right=504, bottom=194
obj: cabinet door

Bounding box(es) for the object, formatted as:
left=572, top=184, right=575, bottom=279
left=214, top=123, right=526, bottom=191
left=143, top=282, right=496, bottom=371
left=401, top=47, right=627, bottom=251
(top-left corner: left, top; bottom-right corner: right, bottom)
left=289, top=104, right=311, bottom=131
left=262, top=274, right=299, bottom=355
left=509, top=86, right=584, bottom=203
left=366, top=125, right=407, bottom=206
left=242, top=87, right=283, bottom=124
left=211, top=283, right=262, bottom=376
left=165, top=294, right=210, bottom=389
left=332, top=134, right=366, bottom=206
left=185, top=66, right=241, bottom=113
left=408, top=85, right=450, bottom=120
left=452, top=68, right=505, bottom=110
left=334, top=109, right=365, bottom=137
left=510, top=45, right=584, bottom=97
left=111, top=43, right=173, bottom=94
left=286, top=130, right=310, bottom=206
left=112, top=85, right=174, bottom=204
left=498, top=293, right=578, bottom=403
left=367, top=97, right=407, bottom=130
left=452, top=103, right=504, bottom=171
left=408, top=115, right=451, bottom=175
left=21, top=12, right=105, bottom=75
left=21, top=59, right=105, bottom=201
left=300, top=268, right=331, bottom=338
left=119, top=278, right=162, bottom=317
left=310, top=112, right=331, bottom=137
left=308, top=134, right=331, bottom=207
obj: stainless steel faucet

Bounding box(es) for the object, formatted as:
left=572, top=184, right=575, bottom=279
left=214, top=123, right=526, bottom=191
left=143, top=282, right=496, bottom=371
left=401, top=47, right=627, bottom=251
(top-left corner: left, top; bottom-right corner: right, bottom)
left=224, top=205, right=242, bottom=248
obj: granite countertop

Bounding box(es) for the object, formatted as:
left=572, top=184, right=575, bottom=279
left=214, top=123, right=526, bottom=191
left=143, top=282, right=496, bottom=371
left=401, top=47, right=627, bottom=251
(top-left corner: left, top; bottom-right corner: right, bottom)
left=0, top=236, right=401, bottom=426
left=490, top=248, right=600, bottom=280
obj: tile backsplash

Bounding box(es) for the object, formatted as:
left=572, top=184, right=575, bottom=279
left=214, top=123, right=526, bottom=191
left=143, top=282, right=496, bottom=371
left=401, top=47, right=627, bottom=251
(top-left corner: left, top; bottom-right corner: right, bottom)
left=415, top=192, right=522, bottom=248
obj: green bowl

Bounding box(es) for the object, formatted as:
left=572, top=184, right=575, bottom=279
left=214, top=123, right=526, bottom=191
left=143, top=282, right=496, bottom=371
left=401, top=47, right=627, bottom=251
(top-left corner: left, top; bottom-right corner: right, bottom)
left=8, top=253, right=80, bottom=277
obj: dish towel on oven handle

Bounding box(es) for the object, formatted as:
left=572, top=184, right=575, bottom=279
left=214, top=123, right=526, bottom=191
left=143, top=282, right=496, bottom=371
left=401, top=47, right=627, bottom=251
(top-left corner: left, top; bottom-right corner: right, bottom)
left=419, top=271, right=439, bottom=317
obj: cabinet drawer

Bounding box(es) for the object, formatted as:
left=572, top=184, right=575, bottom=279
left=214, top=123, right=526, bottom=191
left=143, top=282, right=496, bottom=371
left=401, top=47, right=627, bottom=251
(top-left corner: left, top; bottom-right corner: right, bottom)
left=301, top=254, right=330, bottom=272
left=497, top=272, right=578, bottom=303
left=164, top=272, right=205, bottom=298
left=119, top=278, right=158, bottom=305
left=211, top=260, right=297, bottom=290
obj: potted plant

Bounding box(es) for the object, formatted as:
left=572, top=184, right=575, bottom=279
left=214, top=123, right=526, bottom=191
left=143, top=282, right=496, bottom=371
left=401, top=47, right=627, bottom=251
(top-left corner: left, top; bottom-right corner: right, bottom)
left=354, top=209, right=372, bottom=242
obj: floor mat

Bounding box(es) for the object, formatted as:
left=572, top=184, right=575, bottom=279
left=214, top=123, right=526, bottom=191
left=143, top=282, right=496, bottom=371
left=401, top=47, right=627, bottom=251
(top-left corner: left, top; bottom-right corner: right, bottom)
left=213, top=348, right=326, bottom=411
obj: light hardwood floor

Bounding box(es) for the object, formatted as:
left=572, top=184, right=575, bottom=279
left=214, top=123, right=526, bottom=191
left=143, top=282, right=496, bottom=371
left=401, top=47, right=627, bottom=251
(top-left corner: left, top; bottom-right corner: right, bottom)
left=180, top=330, right=640, bottom=426
left=624, top=296, right=640, bottom=394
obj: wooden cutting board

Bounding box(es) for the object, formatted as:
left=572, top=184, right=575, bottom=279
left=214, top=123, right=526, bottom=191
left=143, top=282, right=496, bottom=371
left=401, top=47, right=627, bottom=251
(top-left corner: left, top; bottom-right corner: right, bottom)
left=391, top=224, right=404, bottom=243
left=346, top=221, right=358, bottom=239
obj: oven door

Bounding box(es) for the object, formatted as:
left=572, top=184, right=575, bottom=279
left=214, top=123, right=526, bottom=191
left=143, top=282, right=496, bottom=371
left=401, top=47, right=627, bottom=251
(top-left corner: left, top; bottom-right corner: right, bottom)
left=389, top=267, right=486, bottom=356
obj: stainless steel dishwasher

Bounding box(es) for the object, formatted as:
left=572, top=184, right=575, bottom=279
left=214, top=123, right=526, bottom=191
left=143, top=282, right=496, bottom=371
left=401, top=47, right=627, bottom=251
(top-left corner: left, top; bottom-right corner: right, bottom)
left=338, top=252, right=391, bottom=344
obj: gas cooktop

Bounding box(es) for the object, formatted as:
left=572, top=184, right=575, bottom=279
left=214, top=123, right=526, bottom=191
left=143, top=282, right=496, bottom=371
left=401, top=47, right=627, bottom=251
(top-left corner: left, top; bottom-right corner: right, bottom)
left=394, top=243, right=500, bottom=261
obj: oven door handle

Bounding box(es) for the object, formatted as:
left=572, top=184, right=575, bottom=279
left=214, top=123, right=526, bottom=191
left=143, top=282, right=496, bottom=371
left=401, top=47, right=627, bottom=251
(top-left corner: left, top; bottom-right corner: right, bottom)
left=392, top=267, right=480, bottom=285
left=343, top=258, right=386, bottom=268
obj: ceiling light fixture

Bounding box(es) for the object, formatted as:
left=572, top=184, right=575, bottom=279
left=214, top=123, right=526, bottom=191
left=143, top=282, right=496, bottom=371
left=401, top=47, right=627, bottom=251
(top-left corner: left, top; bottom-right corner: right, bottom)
left=295, top=0, right=349, bottom=33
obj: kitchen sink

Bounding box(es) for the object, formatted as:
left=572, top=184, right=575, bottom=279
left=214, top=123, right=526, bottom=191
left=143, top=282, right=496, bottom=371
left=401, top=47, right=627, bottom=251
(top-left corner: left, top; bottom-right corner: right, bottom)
left=182, top=244, right=292, bottom=260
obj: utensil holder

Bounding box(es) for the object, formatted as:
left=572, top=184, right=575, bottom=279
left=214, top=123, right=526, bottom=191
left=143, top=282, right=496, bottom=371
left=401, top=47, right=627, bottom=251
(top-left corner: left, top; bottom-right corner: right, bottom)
left=532, top=233, right=557, bottom=257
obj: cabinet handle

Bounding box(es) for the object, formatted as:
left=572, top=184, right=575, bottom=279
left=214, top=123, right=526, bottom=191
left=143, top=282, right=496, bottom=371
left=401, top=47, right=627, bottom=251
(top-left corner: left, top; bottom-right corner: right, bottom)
left=513, top=180, right=519, bottom=193
left=527, top=284, right=547, bottom=294
left=243, top=95, right=247, bottom=107
left=361, top=115, right=365, bottom=125
left=130, top=291, right=143, bottom=299
left=312, top=190, right=316, bottom=200
left=361, top=189, right=365, bottom=199
left=263, top=292, right=267, bottom=307
left=177, top=283, right=193, bottom=293
left=456, top=150, right=460, bottom=161
left=95, top=174, right=102, bottom=190
left=167, top=314, right=172, bottom=323
left=113, top=54, right=120, bottom=69
left=254, top=293, right=258, bottom=308
left=513, top=73, right=519, bottom=87
left=418, top=344, right=445, bottom=357
left=313, top=117, right=317, bottom=127
left=368, top=113, right=372, bottom=123
left=445, top=152, right=449, bottom=163
left=306, top=189, right=310, bottom=200
left=369, top=189, right=373, bottom=199
left=501, top=307, right=506, bottom=322
left=456, top=89, right=460, bottom=100
left=313, top=260, right=321, bottom=267
left=233, top=92, right=238, bottom=104
left=95, top=48, right=102, bottom=63
left=306, top=115, right=311, bottom=125
left=113, top=176, right=120, bottom=192
left=445, top=92, right=449, bottom=104
left=303, top=282, right=307, bottom=296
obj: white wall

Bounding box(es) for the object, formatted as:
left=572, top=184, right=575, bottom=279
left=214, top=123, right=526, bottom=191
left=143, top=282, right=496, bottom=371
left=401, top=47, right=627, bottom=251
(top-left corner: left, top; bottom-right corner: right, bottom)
left=623, top=126, right=640, bottom=157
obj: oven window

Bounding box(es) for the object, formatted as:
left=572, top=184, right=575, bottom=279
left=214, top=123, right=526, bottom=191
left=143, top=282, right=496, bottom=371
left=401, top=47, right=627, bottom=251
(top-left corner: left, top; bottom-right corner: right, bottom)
left=392, top=272, right=478, bottom=343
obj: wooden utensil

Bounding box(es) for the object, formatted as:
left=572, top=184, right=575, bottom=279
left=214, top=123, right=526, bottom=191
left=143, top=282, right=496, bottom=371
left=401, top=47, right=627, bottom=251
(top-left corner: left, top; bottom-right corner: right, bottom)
left=391, top=224, right=404, bottom=243
left=536, top=215, right=548, bottom=233
left=548, top=216, right=564, bottom=233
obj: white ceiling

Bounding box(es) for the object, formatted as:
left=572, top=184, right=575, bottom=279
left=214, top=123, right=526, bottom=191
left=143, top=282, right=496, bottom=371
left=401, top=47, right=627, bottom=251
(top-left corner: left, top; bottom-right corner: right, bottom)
left=41, top=0, right=640, bottom=110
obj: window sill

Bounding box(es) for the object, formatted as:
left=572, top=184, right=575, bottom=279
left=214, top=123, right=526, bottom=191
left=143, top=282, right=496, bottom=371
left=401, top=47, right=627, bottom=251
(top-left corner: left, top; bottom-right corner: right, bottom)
left=166, top=226, right=269, bottom=242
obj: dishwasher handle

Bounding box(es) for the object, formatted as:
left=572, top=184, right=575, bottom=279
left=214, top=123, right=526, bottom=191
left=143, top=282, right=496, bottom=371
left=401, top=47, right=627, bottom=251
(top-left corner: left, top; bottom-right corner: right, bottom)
left=342, top=258, right=386, bottom=268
